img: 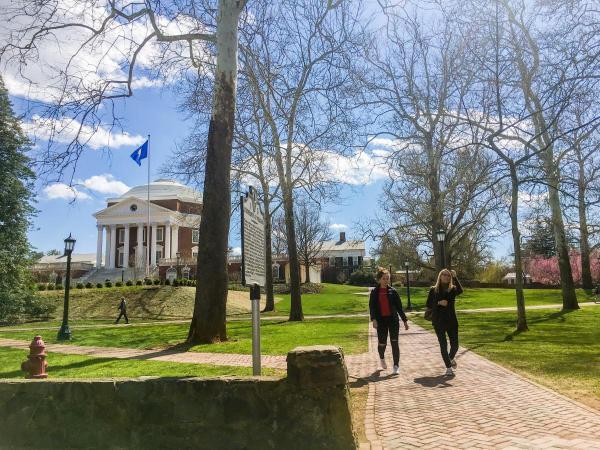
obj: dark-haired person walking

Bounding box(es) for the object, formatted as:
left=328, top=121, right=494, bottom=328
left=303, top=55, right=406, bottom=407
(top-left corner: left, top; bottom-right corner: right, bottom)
left=115, top=296, right=129, bottom=324
left=426, top=269, right=463, bottom=376
left=369, top=267, right=409, bottom=375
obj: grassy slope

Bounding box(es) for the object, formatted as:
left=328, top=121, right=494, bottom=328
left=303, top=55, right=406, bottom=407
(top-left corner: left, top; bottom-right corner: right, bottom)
left=35, top=286, right=253, bottom=320
left=412, top=308, right=600, bottom=410
left=0, top=347, right=282, bottom=378
left=0, top=318, right=369, bottom=356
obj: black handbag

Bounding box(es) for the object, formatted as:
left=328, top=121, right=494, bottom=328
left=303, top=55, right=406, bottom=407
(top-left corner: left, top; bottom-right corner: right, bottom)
left=424, top=307, right=433, bottom=321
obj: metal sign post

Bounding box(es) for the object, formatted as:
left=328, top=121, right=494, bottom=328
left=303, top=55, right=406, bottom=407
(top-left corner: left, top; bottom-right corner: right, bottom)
left=241, top=187, right=266, bottom=376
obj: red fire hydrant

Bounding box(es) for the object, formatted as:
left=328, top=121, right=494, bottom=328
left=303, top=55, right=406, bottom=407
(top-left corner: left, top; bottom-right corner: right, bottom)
left=21, top=335, right=48, bottom=379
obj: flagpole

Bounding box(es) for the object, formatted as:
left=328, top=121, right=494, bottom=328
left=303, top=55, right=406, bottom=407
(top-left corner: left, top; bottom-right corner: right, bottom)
left=147, top=134, right=151, bottom=277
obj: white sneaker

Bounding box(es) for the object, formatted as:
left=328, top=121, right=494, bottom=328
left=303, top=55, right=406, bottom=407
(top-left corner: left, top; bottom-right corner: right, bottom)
left=451, top=359, right=457, bottom=368
left=379, top=358, right=388, bottom=370
left=445, top=367, right=454, bottom=376
left=392, top=365, right=399, bottom=375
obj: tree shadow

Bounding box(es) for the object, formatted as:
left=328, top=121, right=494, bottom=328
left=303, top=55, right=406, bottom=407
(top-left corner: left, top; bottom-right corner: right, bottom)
left=503, top=309, right=572, bottom=342
left=413, top=374, right=454, bottom=387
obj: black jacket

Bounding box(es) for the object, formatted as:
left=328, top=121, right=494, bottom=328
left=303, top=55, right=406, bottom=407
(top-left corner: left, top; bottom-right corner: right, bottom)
left=369, top=286, right=408, bottom=323
left=426, top=277, right=463, bottom=329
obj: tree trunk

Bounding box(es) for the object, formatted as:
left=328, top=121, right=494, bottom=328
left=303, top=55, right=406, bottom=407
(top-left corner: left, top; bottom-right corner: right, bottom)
left=263, top=200, right=275, bottom=312
left=509, top=164, right=528, bottom=331
left=577, top=160, right=593, bottom=290
left=305, top=261, right=311, bottom=284
left=187, top=0, right=242, bottom=344
left=544, top=154, right=579, bottom=310
left=283, top=187, right=303, bottom=321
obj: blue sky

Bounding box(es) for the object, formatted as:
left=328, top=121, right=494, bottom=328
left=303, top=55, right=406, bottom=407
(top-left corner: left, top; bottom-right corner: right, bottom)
left=1, top=1, right=514, bottom=261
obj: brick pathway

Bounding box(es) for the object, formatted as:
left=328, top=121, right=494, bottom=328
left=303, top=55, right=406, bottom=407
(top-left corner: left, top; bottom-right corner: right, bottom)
left=3, top=318, right=600, bottom=449
left=361, top=323, right=600, bottom=449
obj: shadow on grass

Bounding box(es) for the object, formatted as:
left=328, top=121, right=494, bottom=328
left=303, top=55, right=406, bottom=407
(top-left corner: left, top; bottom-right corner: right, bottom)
left=503, top=309, right=573, bottom=342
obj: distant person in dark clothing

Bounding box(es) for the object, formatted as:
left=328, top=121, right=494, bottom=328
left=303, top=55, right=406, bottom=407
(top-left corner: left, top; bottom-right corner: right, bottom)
left=594, top=285, right=600, bottom=303
left=115, top=296, right=129, bottom=324
left=426, top=269, right=463, bottom=376
left=369, top=267, right=409, bottom=375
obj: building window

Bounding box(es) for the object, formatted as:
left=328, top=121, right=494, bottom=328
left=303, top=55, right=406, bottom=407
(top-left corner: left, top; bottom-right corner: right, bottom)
left=118, top=249, right=124, bottom=267
left=329, top=257, right=335, bottom=267
left=335, top=257, right=343, bottom=267
left=117, top=228, right=125, bottom=244
left=142, top=227, right=147, bottom=243
left=156, top=249, right=163, bottom=261
left=358, top=256, right=363, bottom=267
left=192, top=246, right=199, bottom=259
left=192, top=229, right=199, bottom=244
left=343, top=257, right=349, bottom=267
left=156, top=227, right=164, bottom=242
left=272, top=264, right=280, bottom=280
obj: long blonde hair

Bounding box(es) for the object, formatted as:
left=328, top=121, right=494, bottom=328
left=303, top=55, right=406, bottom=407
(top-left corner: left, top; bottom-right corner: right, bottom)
left=433, top=269, right=454, bottom=293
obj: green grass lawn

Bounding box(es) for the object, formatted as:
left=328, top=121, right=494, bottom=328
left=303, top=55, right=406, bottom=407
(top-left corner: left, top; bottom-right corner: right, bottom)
left=265, top=283, right=596, bottom=316
left=267, top=283, right=370, bottom=316
left=383, top=286, right=596, bottom=312
left=0, top=317, right=369, bottom=356
left=412, top=308, right=600, bottom=410
left=0, top=347, right=282, bottom=379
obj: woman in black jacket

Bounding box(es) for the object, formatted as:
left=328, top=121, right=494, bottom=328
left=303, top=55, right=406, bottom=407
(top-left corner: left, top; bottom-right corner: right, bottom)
left=369, top=268, right=409, bottom=375
left=426, top=269, right=463, bottom=376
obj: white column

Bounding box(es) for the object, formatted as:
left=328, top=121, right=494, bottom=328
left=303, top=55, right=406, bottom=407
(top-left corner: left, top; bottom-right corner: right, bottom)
left=151, top=223, right=158, bottom=266
left=171, top=224, right=179, bottom=257
left=96, top=225, right=104, bottom=268
left=165, top=223, right=171, bottom=260
left=109, top=225, right=117, bottom=269
left=135, top=223, right=146, bottom=267
left=123, top=224, right=130, bottom=268
left=104, top=226, right=111, bottom=269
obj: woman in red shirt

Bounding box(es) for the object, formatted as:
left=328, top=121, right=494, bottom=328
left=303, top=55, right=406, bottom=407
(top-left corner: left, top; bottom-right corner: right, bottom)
left=369, top=267, right=409, bottom=375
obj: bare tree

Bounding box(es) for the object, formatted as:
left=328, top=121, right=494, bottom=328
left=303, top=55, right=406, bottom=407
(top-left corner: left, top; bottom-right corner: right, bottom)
left=1, top=0, right=249, bottom=343
left=295, top=200, right=332, bottom=284
left=239, top=0, right=365, bottom=321
left=362, top=1, right=503, bottom=274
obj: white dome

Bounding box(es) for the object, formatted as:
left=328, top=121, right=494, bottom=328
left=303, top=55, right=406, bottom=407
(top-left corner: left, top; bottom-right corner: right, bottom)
left=117, top=179, right=202, bottom=203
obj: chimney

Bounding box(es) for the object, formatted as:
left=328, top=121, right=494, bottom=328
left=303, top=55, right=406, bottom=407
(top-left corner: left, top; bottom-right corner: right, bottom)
left=339, top=232, right=346, bottom=242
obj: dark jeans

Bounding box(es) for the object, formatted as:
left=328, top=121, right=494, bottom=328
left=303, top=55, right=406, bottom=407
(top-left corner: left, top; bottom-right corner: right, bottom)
left=115, top=311, right=129, bottom=324
left=434, top=325, right=458, bottom=368
left=376, top=317, right=400, bottom=366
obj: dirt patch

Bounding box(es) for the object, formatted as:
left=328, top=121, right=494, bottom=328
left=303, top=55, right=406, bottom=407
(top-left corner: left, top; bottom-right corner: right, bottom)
left=349, top=385, right=369, bottom=445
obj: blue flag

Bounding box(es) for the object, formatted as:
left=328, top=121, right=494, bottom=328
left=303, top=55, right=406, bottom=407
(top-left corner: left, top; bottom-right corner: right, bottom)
left=130, top=140, right=148, bottom=166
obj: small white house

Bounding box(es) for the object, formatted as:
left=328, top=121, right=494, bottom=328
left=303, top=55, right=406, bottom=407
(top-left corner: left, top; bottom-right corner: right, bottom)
left=503, top=272, right=533, bottom=284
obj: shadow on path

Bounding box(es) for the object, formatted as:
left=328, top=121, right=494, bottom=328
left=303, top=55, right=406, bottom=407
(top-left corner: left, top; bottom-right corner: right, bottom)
left=413, top=374, right=454, bottom=388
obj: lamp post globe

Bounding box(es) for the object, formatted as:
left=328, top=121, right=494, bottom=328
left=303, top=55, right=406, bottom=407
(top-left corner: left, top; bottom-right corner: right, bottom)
left=436, top=229, right=446, bottom=269
left=57, top=234, right=76, bottom=341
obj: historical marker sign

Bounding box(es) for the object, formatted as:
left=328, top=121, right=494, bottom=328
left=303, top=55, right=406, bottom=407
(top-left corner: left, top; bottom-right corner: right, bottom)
left=241, top=187, right=266, bottom=287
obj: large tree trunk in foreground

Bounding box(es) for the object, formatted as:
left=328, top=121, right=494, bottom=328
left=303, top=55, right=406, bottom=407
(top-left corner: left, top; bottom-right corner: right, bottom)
left=188, top=0, right=243, bottom=344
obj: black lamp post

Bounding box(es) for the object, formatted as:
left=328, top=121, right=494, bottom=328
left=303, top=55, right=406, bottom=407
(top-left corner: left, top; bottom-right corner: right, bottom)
left=388, top=264, right=393, bottom=285
left=176, top=251, right=181, bottom=279
left=57, top=233, right=76, bottom=341
left=436, top=229, right=446, bottom=270
left=404, top=261, right=412, bottom=311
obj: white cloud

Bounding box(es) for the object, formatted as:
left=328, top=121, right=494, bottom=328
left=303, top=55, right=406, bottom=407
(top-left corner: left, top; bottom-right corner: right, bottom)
left=0, top=0, right=212, bottom=103
left=230, top=247, right=242, bottom=256
left=81, top=174, right=130, bottom=195
left=321, top=151, right=389, bottom=186
left=22, top=115, right=145, bottom=150
left=329, top=223, right=348, bottom=230
left=44, top=183, right=91, bottom=201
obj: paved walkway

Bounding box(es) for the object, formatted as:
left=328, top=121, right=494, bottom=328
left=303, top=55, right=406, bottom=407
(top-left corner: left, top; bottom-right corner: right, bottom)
left=2, top=318, right=600, bottom=449
left=361, top=323, right=600, bottom=449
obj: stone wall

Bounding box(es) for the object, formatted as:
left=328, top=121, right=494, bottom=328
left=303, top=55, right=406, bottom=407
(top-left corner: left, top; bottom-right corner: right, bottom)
left=0, top=345, right=357, bottom=450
